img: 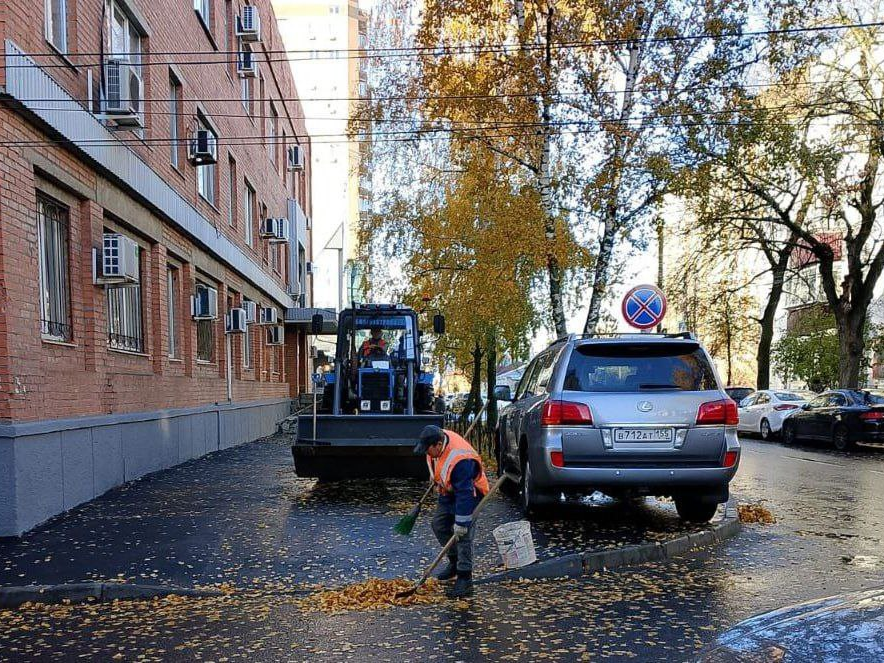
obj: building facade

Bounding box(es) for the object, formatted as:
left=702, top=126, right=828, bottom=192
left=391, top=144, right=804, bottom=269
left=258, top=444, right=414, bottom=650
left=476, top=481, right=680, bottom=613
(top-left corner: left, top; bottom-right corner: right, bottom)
left=274, top=0, right=369, bottom=312
left=0, top=0, right=316, bottom=535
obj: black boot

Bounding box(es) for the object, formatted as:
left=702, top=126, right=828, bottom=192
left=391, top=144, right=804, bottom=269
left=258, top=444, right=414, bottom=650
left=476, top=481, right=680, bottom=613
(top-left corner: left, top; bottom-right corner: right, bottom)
left=433, top=560, right=457, bottom=582
left=446, top=571, right=473, bottom=598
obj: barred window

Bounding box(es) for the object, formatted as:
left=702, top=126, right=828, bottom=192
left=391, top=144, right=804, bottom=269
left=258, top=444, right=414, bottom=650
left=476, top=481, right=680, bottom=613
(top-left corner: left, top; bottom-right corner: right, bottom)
left=167, top=266, right=179, bottom=358
left=197, top=311, right=215, bottom=363
left=107, top=239, right=143, bottom=352
left=242, top=298, right=252, bottom=368
left=37, top=195, right=72, bottom=341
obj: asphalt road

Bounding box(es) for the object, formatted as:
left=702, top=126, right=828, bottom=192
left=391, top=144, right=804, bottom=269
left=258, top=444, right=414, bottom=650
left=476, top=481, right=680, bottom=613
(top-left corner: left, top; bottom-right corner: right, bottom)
left=2, top=435, right=884, bottom=662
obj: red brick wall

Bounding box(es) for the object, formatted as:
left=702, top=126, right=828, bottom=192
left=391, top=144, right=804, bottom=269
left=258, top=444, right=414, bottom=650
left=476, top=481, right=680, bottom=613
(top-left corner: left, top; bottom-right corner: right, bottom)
left=0, top=0, right=312, bottom=423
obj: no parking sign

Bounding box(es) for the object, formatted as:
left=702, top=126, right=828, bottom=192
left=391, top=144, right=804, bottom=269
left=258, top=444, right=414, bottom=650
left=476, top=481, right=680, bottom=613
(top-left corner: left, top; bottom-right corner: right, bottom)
left=622, top=284, right=667, bottom=330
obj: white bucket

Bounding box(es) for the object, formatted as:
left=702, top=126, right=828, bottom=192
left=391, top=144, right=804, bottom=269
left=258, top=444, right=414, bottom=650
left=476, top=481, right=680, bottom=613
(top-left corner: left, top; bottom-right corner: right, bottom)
left=492, top=520, right=537, bottom=569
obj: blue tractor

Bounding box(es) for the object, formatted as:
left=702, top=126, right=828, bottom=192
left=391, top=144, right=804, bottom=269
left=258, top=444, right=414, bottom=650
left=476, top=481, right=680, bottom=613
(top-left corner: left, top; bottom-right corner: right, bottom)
left=292, top=304, right=444, bottom=479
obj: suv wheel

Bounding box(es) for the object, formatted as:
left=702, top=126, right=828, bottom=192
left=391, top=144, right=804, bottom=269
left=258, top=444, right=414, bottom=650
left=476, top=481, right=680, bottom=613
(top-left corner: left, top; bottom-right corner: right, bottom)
left=759, top=418, right=772, bottom=441
left=520, top=458, right=546, bottom=517
left=674, top=497, right=719, bottom=523
left=832, top=425, right=854, bottom=451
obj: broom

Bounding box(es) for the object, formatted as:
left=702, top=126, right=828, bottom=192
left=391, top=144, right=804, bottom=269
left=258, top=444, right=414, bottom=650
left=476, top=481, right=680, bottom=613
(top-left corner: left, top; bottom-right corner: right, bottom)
left=393, top=402, right=490, bottom=536
left=393, top=481, right=435, bottom=535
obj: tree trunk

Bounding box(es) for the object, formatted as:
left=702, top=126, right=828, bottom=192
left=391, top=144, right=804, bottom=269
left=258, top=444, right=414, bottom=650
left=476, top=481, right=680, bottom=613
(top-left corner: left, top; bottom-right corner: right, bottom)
left=538, top=4, right=567, bottom=338
left=838, top=311, right=867, bottom=388
left=462, top=341, right=484, bottom=425
left=756, top=255, right=789, bottom=390
left=583, top=23, right=643, bottom=336
left=486, top=330, right=498, bottom=431
left=583, top=208, right=617, bottom=334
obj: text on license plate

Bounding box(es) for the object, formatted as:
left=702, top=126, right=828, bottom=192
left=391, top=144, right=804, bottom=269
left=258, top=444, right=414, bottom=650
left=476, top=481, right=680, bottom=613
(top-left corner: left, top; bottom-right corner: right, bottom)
left=614, top=428, right=673, bottom=442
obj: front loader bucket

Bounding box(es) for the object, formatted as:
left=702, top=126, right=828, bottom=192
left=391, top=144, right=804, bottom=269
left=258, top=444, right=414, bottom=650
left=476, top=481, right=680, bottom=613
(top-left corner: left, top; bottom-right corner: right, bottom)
left=291, top=414, right=443, bottom=480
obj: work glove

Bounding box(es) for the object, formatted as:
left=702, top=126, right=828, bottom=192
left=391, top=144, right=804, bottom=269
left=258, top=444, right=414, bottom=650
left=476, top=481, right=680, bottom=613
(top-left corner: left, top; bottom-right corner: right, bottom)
left=453, top=524, right=469, bottom=539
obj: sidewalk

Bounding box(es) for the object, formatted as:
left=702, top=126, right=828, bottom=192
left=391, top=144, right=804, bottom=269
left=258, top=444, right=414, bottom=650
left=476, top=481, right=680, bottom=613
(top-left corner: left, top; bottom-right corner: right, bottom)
left=0, top=434, right=702, bottom=590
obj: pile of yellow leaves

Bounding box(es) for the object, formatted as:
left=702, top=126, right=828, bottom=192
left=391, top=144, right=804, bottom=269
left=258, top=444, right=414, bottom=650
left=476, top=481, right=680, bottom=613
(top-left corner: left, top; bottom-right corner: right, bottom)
left=302, top=578, right=443, bottom=613
left=738, top=503, right=776, bottom=524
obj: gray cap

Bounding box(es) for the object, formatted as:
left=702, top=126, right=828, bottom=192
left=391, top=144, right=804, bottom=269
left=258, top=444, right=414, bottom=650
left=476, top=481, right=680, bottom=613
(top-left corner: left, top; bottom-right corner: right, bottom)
left=413, top=425, right=444, bottom=455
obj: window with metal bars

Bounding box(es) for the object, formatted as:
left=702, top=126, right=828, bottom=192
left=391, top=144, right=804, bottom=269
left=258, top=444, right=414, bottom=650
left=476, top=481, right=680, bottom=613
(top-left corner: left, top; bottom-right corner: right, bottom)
left=37, top=194, right=72, bottom=342
left=106, top=237, right=143, bottom=352
left=167, top=266, right=179, bottom=358
left=197, top=318, right=215, bottom=362
left=242, top=298, right=252, bottom=368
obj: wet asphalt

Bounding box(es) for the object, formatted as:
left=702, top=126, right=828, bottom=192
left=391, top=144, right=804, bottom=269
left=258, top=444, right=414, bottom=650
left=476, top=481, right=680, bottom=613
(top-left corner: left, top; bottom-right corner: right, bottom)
left=2, top=435, right=884, bottom=661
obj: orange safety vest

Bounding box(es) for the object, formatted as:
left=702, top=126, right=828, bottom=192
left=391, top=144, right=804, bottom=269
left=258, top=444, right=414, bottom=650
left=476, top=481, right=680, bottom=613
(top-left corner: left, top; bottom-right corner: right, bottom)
left=427, top=429, right=490, bottom=497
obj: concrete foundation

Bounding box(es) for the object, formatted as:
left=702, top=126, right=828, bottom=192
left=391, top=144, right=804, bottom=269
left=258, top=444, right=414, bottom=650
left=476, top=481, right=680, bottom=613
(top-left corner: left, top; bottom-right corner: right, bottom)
left=0, top=398, right=291, bottom=537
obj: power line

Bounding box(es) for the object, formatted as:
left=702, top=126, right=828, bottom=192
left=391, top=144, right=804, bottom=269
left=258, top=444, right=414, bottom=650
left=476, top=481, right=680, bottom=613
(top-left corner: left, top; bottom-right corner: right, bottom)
left=3, top=74, right=871, bottom=107
left=0, top=115, right=869, bottom=149
left=14, top=19, right=884, bottom=68
left=13, top=94, right=870, bottom=125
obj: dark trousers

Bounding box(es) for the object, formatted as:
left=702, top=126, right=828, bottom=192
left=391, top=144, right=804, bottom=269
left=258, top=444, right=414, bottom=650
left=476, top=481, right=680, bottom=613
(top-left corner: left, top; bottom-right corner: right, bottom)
left=431, top=503, right=474, bottom=573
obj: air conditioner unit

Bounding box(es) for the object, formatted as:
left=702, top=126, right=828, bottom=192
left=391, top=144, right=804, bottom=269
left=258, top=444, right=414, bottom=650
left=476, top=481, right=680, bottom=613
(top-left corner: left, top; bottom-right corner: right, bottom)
left=226, top=307, right=247, bottom=333
left=262, top=218, right=290, bottom=243
left=191, top=284, right=219, bottom=320
left=103, top=59, right=143, bottom=127
left=188, top=128, right=217, bottom=165
left=259, top=306, right=279, bottom=325
left=236, top=5, right=261, bottom=42
left=237, top=49, right=258, bottom=78
left=305, top=261, right=314, bottom=275
left=287, top=145, right=305, bottom=171
left=266, top=326, right=284, bottom=346
left=242, top=300, right=258, bottom=324
left=98, top=233, right=140, bottom=284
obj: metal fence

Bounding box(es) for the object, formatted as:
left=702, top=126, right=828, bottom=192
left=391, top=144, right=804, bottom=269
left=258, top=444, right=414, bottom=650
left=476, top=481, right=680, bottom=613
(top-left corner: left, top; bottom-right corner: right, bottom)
left=449, top=414, right=495, bottom=462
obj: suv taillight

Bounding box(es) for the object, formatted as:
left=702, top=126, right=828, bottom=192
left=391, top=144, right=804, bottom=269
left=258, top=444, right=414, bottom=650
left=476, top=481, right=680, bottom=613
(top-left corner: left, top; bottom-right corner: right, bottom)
left=696, top=399, right=738, bottom=425
left=541, top=400, right=593, bottom=426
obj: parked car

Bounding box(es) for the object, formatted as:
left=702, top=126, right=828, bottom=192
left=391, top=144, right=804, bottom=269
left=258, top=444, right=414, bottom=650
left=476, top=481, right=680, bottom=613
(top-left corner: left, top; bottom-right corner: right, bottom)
left=736, top=389, right=808, bottom=440
left=699, top=586, right=884, bottom=662
left=724, top=386, right=755, bottom=403
left=494, top=333, right=740, bottom=523
left=781, top=389, right=884, bottom=450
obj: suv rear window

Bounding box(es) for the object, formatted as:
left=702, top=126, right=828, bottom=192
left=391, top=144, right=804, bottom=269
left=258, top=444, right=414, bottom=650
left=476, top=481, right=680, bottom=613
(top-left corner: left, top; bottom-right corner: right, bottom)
left=563, top=343, right=718, bottom=392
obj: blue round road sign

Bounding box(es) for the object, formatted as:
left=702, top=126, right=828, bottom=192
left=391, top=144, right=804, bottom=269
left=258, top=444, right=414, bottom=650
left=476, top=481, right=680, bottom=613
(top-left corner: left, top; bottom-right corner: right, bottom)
left=622, top=284, right=667, bottom=330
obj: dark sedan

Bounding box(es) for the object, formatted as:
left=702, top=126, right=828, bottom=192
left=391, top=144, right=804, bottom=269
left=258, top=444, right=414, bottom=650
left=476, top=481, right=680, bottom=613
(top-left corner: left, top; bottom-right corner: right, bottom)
left=781, top=389, right=884, bottom=450
left=699, top=585, right=884, bottom=662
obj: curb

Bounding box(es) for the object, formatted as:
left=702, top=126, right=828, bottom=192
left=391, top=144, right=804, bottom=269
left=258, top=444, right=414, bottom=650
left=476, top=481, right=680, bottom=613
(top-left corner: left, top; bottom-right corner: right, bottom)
left=0, top=583, right=224, bottom=609
left=477, top=503, right=741, bottom=585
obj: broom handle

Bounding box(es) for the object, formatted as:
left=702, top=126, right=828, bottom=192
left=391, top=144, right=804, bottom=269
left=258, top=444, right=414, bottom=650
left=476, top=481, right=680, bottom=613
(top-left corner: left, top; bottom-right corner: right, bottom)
left=417, top=480, right=435, bottom=505
left=463, top=400, right=489, bottom=440
left=410, top=474, right=507, bottom=592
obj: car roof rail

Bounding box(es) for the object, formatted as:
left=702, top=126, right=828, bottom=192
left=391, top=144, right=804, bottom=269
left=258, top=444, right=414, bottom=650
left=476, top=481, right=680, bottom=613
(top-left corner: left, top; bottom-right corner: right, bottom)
left=547, top=331, right=696, bottom=348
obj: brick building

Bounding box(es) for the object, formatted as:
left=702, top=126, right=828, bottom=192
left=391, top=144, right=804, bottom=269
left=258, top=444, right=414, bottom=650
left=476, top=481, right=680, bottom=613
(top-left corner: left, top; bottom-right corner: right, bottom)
left=0, top=0, right=321, bottom=535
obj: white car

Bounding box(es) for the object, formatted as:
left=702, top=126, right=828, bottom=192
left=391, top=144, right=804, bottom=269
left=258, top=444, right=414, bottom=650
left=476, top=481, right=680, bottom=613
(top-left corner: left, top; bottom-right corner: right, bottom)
left=737, top=389, right=810, bottom=440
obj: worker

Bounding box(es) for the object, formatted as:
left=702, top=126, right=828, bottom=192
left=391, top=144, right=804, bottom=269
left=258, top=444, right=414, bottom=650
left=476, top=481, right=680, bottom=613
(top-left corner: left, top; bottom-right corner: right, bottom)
left=413, top=424, right=490, bottom=598
left=361, top=326, right=388, bottom=358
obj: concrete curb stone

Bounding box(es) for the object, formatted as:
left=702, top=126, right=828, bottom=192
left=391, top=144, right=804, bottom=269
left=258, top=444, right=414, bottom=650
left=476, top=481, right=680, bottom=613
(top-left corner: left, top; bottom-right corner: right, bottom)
left=477, top=507, right=741, bottom=585
left=0, top=583, right=223, bottom=609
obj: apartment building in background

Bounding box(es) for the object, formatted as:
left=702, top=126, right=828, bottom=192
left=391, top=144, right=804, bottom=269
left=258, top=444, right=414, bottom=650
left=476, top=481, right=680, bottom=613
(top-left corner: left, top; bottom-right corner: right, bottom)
left=274, top=0, right=369, bottom=311
left=0, top=0, right=318, bottom=535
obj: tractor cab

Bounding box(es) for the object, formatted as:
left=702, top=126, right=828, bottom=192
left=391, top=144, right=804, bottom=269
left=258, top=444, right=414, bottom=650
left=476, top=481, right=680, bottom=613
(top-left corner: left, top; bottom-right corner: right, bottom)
left=322, top=304, right=435, bottom=416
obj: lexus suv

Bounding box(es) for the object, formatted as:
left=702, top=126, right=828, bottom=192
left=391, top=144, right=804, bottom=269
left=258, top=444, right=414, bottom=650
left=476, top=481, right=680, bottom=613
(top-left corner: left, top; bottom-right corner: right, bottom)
left=494, top=333, right=740, bottom=522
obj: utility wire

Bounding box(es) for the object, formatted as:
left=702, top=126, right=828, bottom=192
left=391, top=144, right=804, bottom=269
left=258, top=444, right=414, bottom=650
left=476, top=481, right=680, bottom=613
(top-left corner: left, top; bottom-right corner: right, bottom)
left=0, top=116, right=867, bottom=149
left=3, top=75, right=871, bottom=106
left=13, top=19, right=884, bottom=66
left=12, top=94, right=874, bottom=124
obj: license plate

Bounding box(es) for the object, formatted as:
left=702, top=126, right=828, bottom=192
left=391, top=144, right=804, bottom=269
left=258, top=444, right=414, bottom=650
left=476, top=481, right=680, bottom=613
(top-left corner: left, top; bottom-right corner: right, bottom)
left=614, top=428, right=673, bottom=443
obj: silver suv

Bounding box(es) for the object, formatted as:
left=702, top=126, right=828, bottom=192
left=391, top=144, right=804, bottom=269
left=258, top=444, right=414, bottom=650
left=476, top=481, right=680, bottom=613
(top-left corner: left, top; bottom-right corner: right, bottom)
left=494, top=333, right=740, bottom=522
